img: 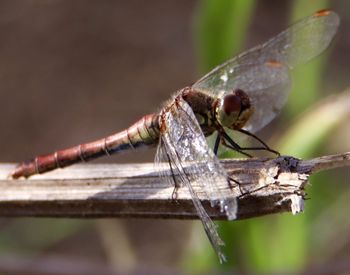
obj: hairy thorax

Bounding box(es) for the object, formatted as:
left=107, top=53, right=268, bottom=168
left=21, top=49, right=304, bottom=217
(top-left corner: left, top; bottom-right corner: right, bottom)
left=181, top=87, right=217, bottom=137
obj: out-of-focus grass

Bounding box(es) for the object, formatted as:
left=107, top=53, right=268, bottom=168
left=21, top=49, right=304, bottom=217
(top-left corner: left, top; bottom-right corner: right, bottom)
left=194, top=0, right=256, bottom=73
left=278, top=91, right=350, bottom=156
left=189, top=0, right=340, bottom=273
left=0, top=219, right=89, bottom=255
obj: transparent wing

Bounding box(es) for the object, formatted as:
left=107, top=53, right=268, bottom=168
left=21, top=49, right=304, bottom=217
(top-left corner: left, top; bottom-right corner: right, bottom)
left=193, top=10, right=339, bottom=132
left=155, top=97, right=239, bottom=262
left=241, top=63, right=291, bottom=132
left=156, top=138, right=226, bottom=263
left=194, top=10, right=339, bottom=91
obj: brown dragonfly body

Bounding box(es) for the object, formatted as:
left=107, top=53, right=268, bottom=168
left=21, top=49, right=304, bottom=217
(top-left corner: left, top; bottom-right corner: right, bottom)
left=11, top=113, right=160, bottom=178
left=11, top=87, right=240, bottom=178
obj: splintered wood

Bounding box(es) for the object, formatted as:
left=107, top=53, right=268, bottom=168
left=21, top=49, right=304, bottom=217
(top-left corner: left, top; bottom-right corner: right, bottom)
left=0, top=152, right=349, bottom=219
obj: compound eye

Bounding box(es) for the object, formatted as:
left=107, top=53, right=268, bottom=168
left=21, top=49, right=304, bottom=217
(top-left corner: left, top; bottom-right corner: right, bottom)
left=222, top=93, right=241, bottom=116
left=216, top=92, right=242, bottom=128
left=216, top=89, right=251, bottom=129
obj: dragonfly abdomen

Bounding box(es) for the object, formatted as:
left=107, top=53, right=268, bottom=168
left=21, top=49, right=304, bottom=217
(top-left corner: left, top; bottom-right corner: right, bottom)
left=11, top=114, right=160, bottom=178
left=106, top=114, right=160, bottom=153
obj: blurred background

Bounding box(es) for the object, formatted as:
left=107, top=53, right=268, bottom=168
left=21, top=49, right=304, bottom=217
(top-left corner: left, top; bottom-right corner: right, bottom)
left=0, top=0, right=349, bottom=274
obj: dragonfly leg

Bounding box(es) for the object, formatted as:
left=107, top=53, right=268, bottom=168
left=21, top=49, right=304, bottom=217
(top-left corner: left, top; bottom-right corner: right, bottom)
left=237, top=186, right=263, bottom=199
left=213, top=133, right=221, bottom=155
left=169, top=165, right=180, bottom=201
left=228, top=176, right=244, bottom=195
left=219, top=128, right=280, bottom=157
left=220, top=130, right=253, bottom=157
left=238, top=129, right=280, bottom=156
left=171, top=185, right=179, bottom=201
left=238, top=184, right=304, bottom=200
left=164, top=149, right=180, bottom=201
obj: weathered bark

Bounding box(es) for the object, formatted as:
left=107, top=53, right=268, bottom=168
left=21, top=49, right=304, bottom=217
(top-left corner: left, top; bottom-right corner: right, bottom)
left=0, top=152, right=348, bottom=219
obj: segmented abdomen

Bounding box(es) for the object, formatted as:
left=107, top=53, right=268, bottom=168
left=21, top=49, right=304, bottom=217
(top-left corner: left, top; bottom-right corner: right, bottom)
left=11, top=114, right=160, bottom=178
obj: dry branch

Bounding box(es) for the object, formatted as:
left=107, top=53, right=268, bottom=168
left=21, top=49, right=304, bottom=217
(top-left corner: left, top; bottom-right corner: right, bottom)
left=0, top=152, right=349, bottom=219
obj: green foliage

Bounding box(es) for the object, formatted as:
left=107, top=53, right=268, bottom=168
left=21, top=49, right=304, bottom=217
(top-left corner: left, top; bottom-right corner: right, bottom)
left=195, top=0, right=256, bottom=73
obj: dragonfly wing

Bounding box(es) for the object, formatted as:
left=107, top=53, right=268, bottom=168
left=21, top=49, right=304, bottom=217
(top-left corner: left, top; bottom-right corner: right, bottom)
left=155, top=97, right=239, bottom=262
left=240, top=63, right=291, bottom=132
left=156, top=139, right=227, bottom=263
left=193, top=10, right=339, bottom=132
left=269, top=9, right=339, bottom=69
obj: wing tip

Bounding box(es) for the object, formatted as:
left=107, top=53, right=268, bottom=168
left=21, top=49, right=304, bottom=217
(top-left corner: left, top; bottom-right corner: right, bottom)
left=314, top=9, right=340, bottom=26
left=314, top=9, right=332, bottom=17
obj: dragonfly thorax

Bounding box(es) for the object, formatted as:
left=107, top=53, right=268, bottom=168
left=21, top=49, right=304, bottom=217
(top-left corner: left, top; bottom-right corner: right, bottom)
left=215, top=89, right=252, bottom=130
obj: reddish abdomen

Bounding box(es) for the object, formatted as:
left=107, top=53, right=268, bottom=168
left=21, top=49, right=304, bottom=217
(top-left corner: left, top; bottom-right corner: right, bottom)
left=11, top=114, right=160, bottom=178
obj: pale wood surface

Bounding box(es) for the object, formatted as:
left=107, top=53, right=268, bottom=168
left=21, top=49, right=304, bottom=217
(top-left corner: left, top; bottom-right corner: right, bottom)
left=0, top=152, right=349, bottom=219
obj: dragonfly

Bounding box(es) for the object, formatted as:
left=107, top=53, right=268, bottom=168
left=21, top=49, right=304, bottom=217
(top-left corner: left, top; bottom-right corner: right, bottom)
left=11, top=10, right=339, bottom=262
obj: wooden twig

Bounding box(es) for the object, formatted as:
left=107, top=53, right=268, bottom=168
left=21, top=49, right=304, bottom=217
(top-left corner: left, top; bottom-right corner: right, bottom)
left=0, top=152, right=349, bottom=219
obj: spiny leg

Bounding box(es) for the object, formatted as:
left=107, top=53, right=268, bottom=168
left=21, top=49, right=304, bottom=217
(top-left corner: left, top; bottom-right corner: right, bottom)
left=214, top=131, right=244, bottom=194
left=238, top=129, right=280, bottom=156
left=216, top=128, right=280, bottom=197
left=218, top=129, right=278, bottom=194
left=164, top=149, right=180, bottom=201
left=237, top=184, right=299, bottom=199
left=221, top=130, right=280, bottom=157
left=220, top=130, right=253, bottom=158
left=228, top=175, right=244, bottom=195
left=213, top=132, right=221, bottom=156
left=237, top=184, right=268, bottom=199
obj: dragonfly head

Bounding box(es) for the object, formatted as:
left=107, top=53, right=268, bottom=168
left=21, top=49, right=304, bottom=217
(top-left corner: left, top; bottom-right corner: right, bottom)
left=215, top=89, right=252, bottom=130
